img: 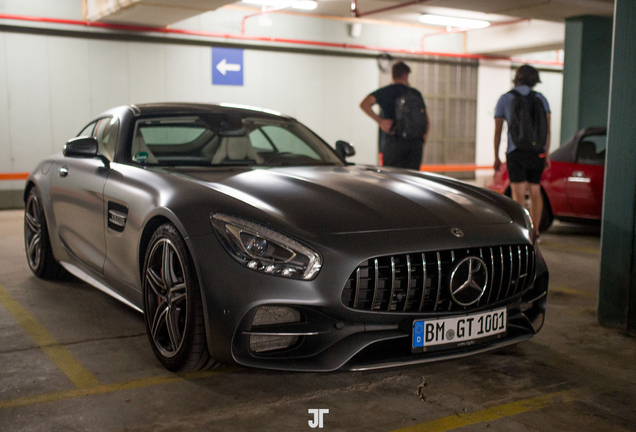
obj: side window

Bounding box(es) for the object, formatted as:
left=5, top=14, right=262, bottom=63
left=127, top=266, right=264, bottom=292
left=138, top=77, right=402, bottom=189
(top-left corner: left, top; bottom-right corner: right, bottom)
left=259, top=126, right=320, bottom=159
left=94, top=117, right=120, bottom=162
left=576, top=135, right=606, bottom=166
left=77, top=121, right=97, bottom=138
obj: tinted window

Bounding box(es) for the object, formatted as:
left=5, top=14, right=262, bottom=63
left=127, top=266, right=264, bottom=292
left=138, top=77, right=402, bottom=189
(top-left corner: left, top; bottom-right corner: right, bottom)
left=576, top=134, right=606, bottom=166
left=141, top=125, right=207, bottom=145
left=129, top=114, right=342, bottom=167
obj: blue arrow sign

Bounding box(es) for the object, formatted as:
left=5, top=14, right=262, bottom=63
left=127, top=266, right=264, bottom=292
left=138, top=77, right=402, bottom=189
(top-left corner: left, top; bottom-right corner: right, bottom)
left=212, top=47, right=244, bottom=86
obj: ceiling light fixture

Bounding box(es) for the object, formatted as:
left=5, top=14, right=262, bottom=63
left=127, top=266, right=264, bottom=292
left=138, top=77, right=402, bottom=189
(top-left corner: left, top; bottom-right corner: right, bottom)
left=242, top=0, right=290, bottom=6
left=242, top=0, right=317, bottom=9
left=418, top=14, right=490, bottom=29
left=292, top=1, right=318, bottom=10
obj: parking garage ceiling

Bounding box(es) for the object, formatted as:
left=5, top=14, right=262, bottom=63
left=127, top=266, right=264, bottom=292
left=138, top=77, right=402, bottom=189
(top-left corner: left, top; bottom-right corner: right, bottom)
left=86, top=0, right=614, bottom=27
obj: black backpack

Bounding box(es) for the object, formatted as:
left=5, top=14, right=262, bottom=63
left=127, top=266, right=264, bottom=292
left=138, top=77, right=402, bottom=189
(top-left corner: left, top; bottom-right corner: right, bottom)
left=394, top=90, right=428, bottom=141
left=509, top=90, right=548, bottom=152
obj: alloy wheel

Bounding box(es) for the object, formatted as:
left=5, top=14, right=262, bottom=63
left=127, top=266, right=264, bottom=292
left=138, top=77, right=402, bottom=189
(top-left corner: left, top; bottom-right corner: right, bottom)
left=145, top=238, right=188, bottom=358
left=24, top=194, right=43, bottom=271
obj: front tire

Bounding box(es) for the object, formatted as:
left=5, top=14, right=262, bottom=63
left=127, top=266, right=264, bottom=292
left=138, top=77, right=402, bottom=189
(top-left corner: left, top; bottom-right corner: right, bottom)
left=142, top=223, right=216, bottom=371
left=24, top=187, right=65, bottom=279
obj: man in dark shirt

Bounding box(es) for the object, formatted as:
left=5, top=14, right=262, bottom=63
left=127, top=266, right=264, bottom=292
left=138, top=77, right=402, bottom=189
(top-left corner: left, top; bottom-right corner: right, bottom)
left=360, top=62, right=429, bottom=170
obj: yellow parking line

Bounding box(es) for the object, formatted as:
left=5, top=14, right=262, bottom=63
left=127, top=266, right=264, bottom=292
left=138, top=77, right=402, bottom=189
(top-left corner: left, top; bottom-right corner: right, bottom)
left=539, top=241, right=599, bottom=254
left=0, top=283, right=99, bottom=389
left=0, top=369, right=228, bottom=410
left=551, top=286, right=597, bottom=299
left=390, top=389, right=575, bottom=432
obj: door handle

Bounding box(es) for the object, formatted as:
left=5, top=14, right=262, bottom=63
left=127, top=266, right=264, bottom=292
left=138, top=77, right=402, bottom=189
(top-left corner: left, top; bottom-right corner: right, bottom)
left=568, top=171, right=590, bottom=183
left=58, top=166, right=68, bottom=177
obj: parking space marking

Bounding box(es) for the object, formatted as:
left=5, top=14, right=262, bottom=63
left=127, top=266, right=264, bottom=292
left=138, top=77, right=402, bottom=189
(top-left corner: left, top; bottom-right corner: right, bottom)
left=0, top=369, right=229, bottom=410
left=539, top=241, right=599, bottom=254
left=0, top=283, right=99, bottom=389
left=390, top=389, right=576, bottom=432
left=551, top=286, right=597, bottom=299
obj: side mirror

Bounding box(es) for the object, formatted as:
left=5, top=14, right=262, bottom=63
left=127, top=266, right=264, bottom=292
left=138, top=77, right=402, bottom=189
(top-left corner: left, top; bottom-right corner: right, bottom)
left=335, top=140, right=355, bottom=161
left=63, top=137, right=110, bottom=168
left=64, top=137, right=99, bottom=158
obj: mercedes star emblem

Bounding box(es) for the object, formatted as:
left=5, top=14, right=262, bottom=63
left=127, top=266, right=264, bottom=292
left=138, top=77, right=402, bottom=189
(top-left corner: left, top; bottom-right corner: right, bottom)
left=449, top=256, right=488, bottom=306
left=451, top=228, right=464, bottom=237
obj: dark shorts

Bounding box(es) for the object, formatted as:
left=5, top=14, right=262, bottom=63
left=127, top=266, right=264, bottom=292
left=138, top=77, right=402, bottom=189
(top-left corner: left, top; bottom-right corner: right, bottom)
left=383, top=137, right=423, bottom=170
left=507, top=150, right=545, bottom=184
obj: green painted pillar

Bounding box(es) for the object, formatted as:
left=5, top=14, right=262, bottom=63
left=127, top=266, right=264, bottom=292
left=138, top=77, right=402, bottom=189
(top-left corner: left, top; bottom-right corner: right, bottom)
left=560, top=16, right=613, bottom=144
left=598, top=0, right=636, bottom=332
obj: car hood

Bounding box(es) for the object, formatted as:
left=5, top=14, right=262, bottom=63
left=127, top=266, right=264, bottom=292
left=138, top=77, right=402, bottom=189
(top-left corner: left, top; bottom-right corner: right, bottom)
left=171, top=166, right=513, bottom=234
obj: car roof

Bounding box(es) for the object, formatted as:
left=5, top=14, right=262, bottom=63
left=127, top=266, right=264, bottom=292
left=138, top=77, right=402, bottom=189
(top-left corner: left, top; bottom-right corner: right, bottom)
left=127, top=103, right=291, bottom=121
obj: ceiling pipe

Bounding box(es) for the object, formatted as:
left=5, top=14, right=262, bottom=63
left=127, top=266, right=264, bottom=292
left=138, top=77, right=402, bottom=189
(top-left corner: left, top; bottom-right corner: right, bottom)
left=0, top=13, right=564, bottom=66
left=421, top=19, right=529, bottom=51
left=241, top=4, right=292, bottom=35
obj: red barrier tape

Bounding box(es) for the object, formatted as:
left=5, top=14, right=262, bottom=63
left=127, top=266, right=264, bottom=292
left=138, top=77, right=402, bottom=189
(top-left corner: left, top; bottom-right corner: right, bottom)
left=0, top=173, right=29, bottom=181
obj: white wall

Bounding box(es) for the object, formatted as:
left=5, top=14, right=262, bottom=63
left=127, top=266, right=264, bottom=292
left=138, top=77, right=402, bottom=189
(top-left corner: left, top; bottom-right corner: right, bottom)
left=0, top=1, right=565, bottom=198
left=467, top=20, right=565, bottom=56
left=0, top=32, right=380, bottom=185
left=534, top=70, right=563, bottom=153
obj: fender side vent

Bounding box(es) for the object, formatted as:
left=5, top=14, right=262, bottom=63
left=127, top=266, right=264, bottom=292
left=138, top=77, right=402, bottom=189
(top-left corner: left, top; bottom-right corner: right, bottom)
left=108, top=202, right=128, bottom=232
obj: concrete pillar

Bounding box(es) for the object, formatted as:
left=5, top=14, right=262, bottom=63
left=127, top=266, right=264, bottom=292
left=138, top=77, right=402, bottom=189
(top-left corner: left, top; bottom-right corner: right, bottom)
left=560, top=16, right=613, bottom=144
left=598, top=0, right=636, bottom=332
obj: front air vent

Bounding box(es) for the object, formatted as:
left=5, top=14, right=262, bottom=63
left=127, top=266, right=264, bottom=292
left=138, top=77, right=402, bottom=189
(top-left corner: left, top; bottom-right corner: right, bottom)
left=341, top=245, right=535, bottom=314
left=108, top=202, right=128, bottom=232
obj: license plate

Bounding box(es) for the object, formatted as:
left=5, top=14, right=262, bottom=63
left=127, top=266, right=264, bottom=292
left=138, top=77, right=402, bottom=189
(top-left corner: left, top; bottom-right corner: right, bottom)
left=412, top=308, right=507, bottom=350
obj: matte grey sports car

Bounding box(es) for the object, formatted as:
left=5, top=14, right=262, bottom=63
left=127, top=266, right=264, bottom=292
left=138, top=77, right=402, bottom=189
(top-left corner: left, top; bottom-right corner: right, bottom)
left=24, top=103, right=548, bottom=372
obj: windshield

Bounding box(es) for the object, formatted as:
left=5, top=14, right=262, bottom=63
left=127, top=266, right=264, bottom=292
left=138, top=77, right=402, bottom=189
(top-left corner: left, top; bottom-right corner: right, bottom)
left=129, top=114, right=344, bottom=167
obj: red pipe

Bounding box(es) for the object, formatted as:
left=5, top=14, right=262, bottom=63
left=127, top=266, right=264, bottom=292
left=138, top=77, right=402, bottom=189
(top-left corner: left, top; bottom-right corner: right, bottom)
left=0, top=13, right=564, bottom=66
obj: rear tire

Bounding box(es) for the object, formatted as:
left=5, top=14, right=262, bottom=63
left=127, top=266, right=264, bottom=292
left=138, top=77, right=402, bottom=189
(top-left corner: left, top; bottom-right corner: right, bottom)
left=24, top=187, right=65, bottom=280
left=142, top=223, right=217, bottom=372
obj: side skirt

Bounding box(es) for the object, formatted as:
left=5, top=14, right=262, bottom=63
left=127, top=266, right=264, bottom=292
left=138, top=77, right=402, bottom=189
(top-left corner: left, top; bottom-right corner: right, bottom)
left=61, top=261, right=143, bottom=314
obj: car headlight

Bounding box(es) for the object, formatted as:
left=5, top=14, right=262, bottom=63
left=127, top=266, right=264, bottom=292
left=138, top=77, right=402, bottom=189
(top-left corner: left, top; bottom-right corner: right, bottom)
left=211, top=214, right=322, bottom=280
left=522, top=208, right=536, bottom=244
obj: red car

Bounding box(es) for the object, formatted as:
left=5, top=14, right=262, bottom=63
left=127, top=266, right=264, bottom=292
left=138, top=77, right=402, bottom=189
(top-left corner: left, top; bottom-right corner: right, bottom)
left=488, top=127, right=606, bottom=232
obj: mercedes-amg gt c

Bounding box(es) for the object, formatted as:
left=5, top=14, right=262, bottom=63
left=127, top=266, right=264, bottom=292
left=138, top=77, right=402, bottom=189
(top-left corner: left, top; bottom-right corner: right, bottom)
left=24, top=103, right=548, bottom=372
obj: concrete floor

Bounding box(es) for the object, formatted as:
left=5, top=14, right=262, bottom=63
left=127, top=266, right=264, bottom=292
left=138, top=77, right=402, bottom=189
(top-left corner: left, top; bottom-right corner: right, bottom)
left=0, top=209, right=634, bottom=432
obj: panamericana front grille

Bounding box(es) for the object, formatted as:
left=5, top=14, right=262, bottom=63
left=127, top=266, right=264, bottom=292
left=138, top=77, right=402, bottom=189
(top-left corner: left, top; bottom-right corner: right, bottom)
left=341, top=245, right=535, bottom=313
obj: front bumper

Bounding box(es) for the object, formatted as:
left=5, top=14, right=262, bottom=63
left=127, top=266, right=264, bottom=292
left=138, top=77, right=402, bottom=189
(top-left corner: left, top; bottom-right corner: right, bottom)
left=232, top=264, right=547, bottom=371
left=189, top=225, right=548, bottom=372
